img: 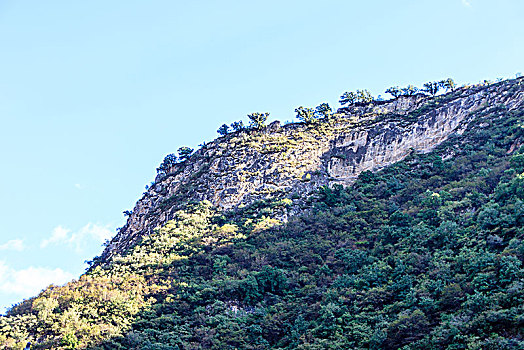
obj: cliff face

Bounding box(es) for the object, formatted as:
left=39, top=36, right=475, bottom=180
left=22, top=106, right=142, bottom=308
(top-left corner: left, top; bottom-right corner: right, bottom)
left=101, top=78, right=524, bottom=262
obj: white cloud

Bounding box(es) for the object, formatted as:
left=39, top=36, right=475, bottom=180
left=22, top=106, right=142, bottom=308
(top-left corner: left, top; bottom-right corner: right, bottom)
left=0, top=239, right=25, bottom=252
left=0, top=260, right=74, bottom=297
left=40, top=226, right=70, bottom=248
left=76, top=223, right=113, bottom=242
left=40, top=223, right=113, bottom=252
left=74, top=183, right=83, bottom=189
left=462, top=0, right=472, bottom=7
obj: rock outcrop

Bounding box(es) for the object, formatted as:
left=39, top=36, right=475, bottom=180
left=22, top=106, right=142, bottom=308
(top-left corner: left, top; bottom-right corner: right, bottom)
left=100, top=78, right=524, bottom=262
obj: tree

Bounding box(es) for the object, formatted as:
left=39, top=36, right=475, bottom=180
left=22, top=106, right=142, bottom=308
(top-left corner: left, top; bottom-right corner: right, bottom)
left=385, top=309, right=430, bottom=348
left=441, top=78, right=456, bottom=92
left=339, top=91, right=357, bottom=106
left=230, top=121, right=245, bottom=132
left=156, top=153, right=177, bottom=174
left=295, top=106, right=316, bottom=123
left=385, top=86, right=402, bottom=98
left=423, top=81, right=440, bottom=96
left=315, top=103, right=333, bottom=119
left=510, top=152, right=524, bottom=172
left=247, top=112, right=269, bottom=129
left=356, top=89, right=374, bottom=104
left=402, top=85, right=419, bottom=96
left=177, top=147, right=194, bottom=162
left=217, top=124, right=230, bottom=136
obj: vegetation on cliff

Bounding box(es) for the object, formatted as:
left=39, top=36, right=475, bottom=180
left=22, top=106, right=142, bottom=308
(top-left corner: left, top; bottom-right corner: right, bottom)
left=1, top=79, right=523, bottom=349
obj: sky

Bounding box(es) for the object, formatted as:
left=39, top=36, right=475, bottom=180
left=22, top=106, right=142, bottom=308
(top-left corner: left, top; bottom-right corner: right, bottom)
left=0, top=0, right=523, bottom=312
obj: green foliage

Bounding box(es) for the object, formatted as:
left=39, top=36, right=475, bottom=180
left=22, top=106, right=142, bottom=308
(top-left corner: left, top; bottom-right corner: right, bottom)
left=248, top=112, right=269, bottom=129
left=422, top=81, right=440, bottom=96
left=294, top=102, right=333, bottom=124
left=441, top=78, right=456, bottom=91
left=61, top=332, right=79, bottom=349
left=510, top=147, right=524, bottom=172
left=388, top=78, right=455, bottom=99
left=314, top=103, right=333, bottom=120
left=231, top=120, right=245, bottom=132
left=1, top=273, right=150, bottom=349
left=217, top=123, right=230, bottom=136
left=402, top=85, right=419, bottom=96
left=339, top=91, right=356, bottom=106
left=156, top=153, right=177, bottom=174
left=340, top=90, right=374, bottom=105
left=385, top=86, right=402, bottom=98
left=177, top=147, right=194, bottom=162
left=356, top=89, right=374, bottom=104
left=295, top=106, right=316, bottom=123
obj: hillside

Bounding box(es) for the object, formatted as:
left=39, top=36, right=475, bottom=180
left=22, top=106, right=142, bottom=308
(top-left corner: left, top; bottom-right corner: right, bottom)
left=1, top=78, right=524, bottom=349
left=101, top=79, right=522, bottom=264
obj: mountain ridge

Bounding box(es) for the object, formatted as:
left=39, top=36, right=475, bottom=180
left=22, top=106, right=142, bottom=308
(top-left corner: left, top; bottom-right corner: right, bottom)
left=100, top=78, right=524, bottom=264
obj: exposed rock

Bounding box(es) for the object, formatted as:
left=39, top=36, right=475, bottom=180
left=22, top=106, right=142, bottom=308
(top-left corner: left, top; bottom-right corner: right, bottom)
left=100, top=78, right=524, bottom=263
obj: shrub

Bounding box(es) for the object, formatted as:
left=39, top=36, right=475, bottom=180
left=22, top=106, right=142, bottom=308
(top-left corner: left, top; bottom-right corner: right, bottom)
left=248, top=112, right=269, bottom=129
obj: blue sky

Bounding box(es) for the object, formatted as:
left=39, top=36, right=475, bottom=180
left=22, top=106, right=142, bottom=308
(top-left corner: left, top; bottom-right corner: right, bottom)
left=0, top=0, right=522, bottom=312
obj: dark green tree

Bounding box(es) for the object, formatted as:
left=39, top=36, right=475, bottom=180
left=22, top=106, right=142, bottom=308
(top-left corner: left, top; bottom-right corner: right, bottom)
left=384, top=310, right=430, bottom=348
left=423, top=81, right=440, bottom=96
left=230, top=121, right=245, bottom=132
left=441, top=78, right=456, bottom=92
left=156, top=153, right=177, bottom=174
left=356, top=89, right=374, bottom=104
left=295, top=106, right=316, bottom=123
left=247, top=112, right=269, bottom=129
left=315, top=103, right=333, bottom=119
left=217, top=124, right=230, bottom=136
left=339, top=91, right=357, bottom=106
left=402, top=85, right=419, bottom=96
left=385, top=86, right=402, bottom=98
left=177, top=147, right=194, bottom=162
left=510, top=151, right=524, bottom=172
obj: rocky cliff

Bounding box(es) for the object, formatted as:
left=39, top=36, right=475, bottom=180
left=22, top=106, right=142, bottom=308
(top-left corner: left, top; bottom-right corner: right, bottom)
left=101, top=78, right=524, bottom=262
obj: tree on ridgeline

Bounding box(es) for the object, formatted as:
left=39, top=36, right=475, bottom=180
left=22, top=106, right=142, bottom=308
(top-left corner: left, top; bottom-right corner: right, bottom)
left=356, top=89, right=374, bottom=104
left=339, top=90, right=374, bottom=105
left=248, top=112, right=269, bottom=129
left=385, top=86, right=402, bottom=98
left=295, top=106, right=316, bottom=123
left=177, top=147, right=194, bottom=162
left=339, top=91, right=357, bottom=106
left=315, top=103, right=333, bottom=119
left=441, top=78, right=456, bottom=92
left=156, top=153, right=178, bottom=174
left=231, top=120, right=245, bottom=132
left=217, top=124, right=230, bottom=136
left=402, top=85, right=419, bottom=96
left=423, top=81, right=441, bottom=96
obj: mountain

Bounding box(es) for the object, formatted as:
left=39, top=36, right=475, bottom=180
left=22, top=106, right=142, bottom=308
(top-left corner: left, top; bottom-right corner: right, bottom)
left=1, top=77, right=523, bottom=349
